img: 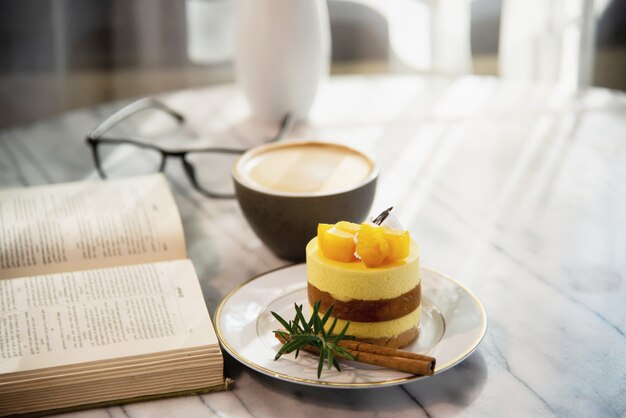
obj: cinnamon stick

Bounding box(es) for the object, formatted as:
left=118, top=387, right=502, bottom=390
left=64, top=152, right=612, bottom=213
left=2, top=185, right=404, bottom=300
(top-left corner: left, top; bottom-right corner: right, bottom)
left=344, top=348, right=435, bottom=376
left=338, top=340, right=436, bottom=363
left=275, top=333, right=435, bottom=376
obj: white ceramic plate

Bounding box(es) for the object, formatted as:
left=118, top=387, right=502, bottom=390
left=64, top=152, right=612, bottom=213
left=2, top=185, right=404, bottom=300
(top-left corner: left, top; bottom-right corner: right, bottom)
left=215, top=264, right=487, bottom=388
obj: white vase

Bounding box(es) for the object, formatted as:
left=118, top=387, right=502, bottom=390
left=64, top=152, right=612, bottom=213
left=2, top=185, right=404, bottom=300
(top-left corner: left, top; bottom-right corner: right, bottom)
left=234, top=0, right=331, bottom=122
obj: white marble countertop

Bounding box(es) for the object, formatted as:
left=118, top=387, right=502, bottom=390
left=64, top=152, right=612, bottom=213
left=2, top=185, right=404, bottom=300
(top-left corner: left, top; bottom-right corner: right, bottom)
left=1, top=74, right=625, bottom=417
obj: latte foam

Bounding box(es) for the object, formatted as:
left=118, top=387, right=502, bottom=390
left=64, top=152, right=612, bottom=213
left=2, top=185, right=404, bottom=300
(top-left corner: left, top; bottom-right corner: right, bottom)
left=237, top=143, right=374, bottom=195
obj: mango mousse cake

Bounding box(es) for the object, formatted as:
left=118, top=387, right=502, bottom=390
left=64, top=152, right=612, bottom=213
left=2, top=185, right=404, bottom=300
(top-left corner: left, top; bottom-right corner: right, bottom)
left=306, top=219, right=420, bottom=348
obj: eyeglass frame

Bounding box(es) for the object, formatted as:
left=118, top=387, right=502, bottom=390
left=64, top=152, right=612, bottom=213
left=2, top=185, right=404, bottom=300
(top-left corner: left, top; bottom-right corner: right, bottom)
left=86, top=97, right=293, bottom=199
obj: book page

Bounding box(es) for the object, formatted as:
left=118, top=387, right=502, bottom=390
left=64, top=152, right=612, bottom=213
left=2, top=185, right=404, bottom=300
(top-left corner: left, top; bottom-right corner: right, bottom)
left=0, top=259, right=216, bottom=374
left=0, top=174, right=186, bottom=279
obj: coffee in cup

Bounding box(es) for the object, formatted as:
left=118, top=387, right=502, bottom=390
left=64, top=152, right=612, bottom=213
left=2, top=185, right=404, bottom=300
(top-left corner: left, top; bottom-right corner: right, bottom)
left=233, top=141, right=378, bottom=261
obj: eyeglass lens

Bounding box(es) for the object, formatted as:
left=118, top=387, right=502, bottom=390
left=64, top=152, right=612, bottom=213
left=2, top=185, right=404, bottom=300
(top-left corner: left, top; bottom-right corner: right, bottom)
left=96, top=142, right=164, bottom=178
left=184, top=151, right=240, bottom=196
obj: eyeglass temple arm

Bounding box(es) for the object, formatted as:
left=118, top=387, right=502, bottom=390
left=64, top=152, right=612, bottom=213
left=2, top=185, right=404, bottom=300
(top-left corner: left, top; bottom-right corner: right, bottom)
left=87, top=98, right=184, bottom=140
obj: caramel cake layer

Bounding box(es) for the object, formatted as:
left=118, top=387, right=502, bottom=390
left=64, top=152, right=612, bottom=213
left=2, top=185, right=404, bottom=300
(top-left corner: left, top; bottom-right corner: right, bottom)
left=308, top=283, right=421, bottom=322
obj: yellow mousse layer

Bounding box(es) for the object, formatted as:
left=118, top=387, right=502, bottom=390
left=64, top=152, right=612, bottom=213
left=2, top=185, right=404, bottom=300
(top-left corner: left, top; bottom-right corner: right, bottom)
left=306, top=237, right=420, bottom=302
left=313, top=304, right=421, bottom=339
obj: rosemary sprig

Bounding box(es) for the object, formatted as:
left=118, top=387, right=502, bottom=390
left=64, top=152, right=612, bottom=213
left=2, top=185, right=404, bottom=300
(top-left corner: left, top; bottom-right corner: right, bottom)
left=272, top=301, right=356, bottom=378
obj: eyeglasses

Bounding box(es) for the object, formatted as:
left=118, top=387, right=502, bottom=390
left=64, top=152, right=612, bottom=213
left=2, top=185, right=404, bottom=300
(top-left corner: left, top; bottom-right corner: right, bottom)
left=86, top=98, right=293, bottom=198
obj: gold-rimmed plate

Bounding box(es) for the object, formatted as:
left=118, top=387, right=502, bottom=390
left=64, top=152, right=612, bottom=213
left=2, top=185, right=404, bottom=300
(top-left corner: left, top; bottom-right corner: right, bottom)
left=214, top=264, right=487, bottom=388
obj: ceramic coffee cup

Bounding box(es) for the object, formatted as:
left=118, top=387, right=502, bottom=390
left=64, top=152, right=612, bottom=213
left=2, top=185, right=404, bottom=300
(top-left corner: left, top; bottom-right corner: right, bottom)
left=232, top=141, right=378, bottom=261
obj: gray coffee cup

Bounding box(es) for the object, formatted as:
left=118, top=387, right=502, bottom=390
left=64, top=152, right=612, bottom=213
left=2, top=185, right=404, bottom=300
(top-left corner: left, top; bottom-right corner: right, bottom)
left=232, top=141, right=378, bottom=261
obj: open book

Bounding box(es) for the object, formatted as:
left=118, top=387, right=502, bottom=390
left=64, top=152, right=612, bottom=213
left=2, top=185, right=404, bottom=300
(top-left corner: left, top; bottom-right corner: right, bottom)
left=0, top=174, right=226, bottom=416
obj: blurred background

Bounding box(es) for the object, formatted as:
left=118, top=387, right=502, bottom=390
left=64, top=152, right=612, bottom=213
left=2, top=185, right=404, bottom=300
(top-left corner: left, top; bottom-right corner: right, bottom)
left=1, top=0, right=625, bottom=129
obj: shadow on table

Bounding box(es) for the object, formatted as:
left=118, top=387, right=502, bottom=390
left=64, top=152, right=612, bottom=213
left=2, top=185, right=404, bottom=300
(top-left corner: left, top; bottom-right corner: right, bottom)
left=224, top=350, right=488, bottom=415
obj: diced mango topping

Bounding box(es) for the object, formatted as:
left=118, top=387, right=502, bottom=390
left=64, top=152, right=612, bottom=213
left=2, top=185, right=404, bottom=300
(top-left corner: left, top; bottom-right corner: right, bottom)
left=384, top=228, right=411, bottom=262
left=317, top=223, right=333, bottom=249
left=335, top=221, right=361, bottom=234
left=355, top=224, right=390, bottom=267
left=316, top=220, right=412, bottom=267
left=320, top=227, right=357, bottom=262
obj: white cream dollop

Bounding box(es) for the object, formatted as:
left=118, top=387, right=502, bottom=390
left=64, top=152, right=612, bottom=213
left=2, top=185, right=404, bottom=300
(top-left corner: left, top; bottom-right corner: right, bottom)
left=367, top=211, right=404, bottom=230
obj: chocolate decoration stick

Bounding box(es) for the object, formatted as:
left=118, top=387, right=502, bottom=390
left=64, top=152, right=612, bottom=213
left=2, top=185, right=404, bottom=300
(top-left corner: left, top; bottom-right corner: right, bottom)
left=372, top=207, right=393, bottom=225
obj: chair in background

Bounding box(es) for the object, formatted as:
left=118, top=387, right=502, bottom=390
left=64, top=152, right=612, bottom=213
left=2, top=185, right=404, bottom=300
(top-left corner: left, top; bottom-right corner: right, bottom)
left=499, top=0, right=602, bottom=90
left=329, top=0, right=474, bottom=76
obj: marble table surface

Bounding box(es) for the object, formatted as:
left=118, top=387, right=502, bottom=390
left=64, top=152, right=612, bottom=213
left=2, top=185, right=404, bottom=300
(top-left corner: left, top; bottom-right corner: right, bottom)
left=1, top=74, right=625, bottom=417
